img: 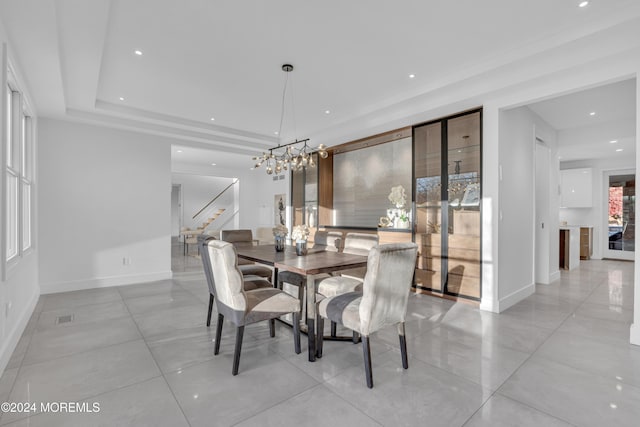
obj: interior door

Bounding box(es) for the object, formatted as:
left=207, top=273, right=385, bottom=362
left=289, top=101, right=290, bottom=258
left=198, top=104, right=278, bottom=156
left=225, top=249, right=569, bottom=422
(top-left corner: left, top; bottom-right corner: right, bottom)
left=604, top=171, right=635, bottom=260
left=535, top=142, right=550, bottom=283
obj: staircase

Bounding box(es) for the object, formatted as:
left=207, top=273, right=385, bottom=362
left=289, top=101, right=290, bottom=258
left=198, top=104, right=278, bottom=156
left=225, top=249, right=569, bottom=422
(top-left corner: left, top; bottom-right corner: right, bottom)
left=199, top=208, right=225, bottom=230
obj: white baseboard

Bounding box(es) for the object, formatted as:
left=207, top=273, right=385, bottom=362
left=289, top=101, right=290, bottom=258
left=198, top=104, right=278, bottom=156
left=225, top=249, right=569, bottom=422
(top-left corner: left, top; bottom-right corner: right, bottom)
left=631, top=323, right=640, bottom=347
left=549, top=270, right=561, bottom=283
left=481, top=282, right=537, bottom=313
left=0, top=289, right=39, bottom=376
left=39, top=271, right=173, bottom=295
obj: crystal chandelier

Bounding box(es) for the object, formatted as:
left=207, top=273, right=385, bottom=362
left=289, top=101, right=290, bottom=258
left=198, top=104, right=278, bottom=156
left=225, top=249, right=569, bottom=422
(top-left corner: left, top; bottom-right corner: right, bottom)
left=252, top=64, right=328, bottom=175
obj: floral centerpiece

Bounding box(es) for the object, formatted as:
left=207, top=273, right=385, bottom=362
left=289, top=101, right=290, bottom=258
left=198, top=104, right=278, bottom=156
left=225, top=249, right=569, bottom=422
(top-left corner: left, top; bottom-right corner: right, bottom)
left=291, top=224, right=310, bottom=242
left=272, top=224, right=288, bottom=252
left=272, top=224, right=288, bottom=238
left=386, top=185, right=411, bottom=229
left=388, top=185, right=407, bottom=209
left=291, top=224, right=310, bottom=255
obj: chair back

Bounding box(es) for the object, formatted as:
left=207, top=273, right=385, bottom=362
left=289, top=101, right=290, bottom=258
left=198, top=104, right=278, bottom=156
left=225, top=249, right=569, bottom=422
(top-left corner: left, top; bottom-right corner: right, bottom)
left=312, top=231, right=342, bottom=252
left=343, top=233, right=379, bottom=256
left=200, top=236, right=217, bottom=296
left=203, top=239, right=247, bottom=313
left=221, top=229, right=254, bottom=248
left=359, top=243, right=418, bottom=335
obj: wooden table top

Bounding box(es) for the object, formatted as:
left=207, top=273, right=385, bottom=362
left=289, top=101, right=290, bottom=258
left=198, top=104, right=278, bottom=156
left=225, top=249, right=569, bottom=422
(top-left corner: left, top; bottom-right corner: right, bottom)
left=236, top=245, right=367, bottom=276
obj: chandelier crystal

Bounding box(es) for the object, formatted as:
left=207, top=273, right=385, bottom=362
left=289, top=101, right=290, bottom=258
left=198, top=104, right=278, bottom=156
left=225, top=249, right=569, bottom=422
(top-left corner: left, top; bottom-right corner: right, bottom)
left=251, top=64, right=328, bottom=175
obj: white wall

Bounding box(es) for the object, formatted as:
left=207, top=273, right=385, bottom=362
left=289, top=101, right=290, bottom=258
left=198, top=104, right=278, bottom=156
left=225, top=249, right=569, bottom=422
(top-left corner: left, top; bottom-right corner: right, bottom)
left=171, top=173, right=236, bottom=233
left=495, top=107, right=558, bottom=310
left=559, top=157, right=635, bottom=259
left=0, top=23, right=40, bottom=374
left=37, top=119, right=172, bottom=293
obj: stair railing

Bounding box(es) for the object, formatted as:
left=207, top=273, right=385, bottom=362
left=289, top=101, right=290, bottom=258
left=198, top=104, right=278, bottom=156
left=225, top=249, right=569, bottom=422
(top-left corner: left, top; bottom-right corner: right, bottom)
left=192, top=179, right=238, bottom=220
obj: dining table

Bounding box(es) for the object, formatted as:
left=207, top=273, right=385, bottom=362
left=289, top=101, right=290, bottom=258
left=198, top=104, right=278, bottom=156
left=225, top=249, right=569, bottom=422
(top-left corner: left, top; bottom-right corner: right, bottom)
left=235, top=244, right=368, bottom=362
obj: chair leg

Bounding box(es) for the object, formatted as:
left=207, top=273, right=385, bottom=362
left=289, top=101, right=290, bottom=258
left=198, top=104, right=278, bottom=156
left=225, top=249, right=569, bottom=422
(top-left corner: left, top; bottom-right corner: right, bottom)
left=293, top=312, right=301, bottom=354
left=297, top=284, right=305, bottom=318
left=330, top=321, right=337, bottom=338
left=316, top=312, right=324, bottom=358
left=206, top=294, right=214, bottom=327
left=269, top=319, right=275, bottom=337
left=214, top=313, right=224, bottom=355
left=352, top=331, right=359, bottom=344
left=362, top=335, right=373, bottom=388
left=232, top=325, right=245, bottom=376
left=398, top=322, right=408, bottom=369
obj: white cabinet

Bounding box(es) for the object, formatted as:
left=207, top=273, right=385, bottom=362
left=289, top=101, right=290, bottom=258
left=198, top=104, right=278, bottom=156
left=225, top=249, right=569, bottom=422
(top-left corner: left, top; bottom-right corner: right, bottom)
left=560, top=168, right=592, bottom=208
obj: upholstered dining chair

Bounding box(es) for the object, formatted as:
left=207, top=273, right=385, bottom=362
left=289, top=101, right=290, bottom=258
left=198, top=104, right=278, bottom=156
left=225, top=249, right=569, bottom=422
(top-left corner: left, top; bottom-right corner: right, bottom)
left=220, top=229, right=273, bottom=281
left=200, top=236, right=273, bottom=328
left=202, top=239, right=301, bottom=375
left=311, top=230, right=342, bottom=252
left=316, top=242, right=418, bottom=388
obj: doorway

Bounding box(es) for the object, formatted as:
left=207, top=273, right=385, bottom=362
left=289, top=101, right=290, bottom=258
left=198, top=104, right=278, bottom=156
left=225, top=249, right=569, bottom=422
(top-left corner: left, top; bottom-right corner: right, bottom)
left=604, top=170, right=635, bottom=260
left=171, top=184, right=182, bottom=237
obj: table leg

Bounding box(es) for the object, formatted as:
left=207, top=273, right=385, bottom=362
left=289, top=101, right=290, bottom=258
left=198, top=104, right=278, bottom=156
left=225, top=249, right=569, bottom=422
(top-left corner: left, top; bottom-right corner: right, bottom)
left=306, top=274, right=316, bottom=362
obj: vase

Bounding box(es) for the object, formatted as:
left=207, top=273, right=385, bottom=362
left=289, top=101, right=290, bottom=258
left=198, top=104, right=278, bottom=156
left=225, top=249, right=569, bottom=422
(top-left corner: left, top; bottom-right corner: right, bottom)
left=295, top=240, right=308, bottom=256
left=274, top=236, right=285, bottom=252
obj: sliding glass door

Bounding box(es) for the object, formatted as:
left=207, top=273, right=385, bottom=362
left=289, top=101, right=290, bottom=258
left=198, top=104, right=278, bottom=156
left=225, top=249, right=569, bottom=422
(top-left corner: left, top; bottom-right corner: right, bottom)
left=413, top=109, right=482, bottom=300
left=604, top=171, right=635, bottom=260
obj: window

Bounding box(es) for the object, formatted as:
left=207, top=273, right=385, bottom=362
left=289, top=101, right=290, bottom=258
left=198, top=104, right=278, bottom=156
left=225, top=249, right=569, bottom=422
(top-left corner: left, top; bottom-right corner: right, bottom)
left=4, top=67, right=34, bottom=267
left=21, top=115, right=32, bottom=251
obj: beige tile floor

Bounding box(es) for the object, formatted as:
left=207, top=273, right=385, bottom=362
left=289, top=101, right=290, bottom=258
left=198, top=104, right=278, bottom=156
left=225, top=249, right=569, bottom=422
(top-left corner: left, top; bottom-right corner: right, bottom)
left=0, top=242, right=638, bottom=426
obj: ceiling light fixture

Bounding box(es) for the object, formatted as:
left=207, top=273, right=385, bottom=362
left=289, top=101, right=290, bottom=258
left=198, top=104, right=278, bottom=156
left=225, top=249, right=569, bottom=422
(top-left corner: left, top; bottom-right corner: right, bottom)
left=210, top=117, right=215, bottom=121
left=176, top=150, right=183, bottom=153
left=616, top=148, right=623, bottom=152
left=211, top=163, right=217, bottom=166
left=579, top=1, right=589, bottom=8
left=119, top=97, right=125, bottom=101
left=134, top=50, right=143, bottom=56
left=609, top=140, right=618, bottom=143
left=251, top=64, right=328, bottom=175
left=409, top=74, right=415, bottom=79
left=325, top=110, right=331, bottom=114
left=589, top=112, right=596, bottom=116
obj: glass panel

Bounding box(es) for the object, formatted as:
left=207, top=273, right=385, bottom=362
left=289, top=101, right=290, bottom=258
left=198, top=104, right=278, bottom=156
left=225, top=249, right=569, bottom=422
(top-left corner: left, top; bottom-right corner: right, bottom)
left=291, top=167, right=305, bottom=227
left=608, top=174, right=635, bottom=252
left=305, top=153, right=318, bottom=230
left=414, top=122, right=443, bottom=292
left=22, top=181, right=31, bottom=251
left=6, top=86, right=11, bottom=168
left=21, top=114, right=26, bottom=175
left=6, top=172, right=18, bottom=260
left=446, top=112, right=481, bottom=298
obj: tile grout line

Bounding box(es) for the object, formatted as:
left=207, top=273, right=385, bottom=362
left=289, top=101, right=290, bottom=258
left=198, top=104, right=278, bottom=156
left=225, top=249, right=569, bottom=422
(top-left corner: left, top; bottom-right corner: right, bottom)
left=0, top=305, right=40, bottom=426
left=460, top=275, right=608, bottom=426
left=115, top=285, right=193, bottom=427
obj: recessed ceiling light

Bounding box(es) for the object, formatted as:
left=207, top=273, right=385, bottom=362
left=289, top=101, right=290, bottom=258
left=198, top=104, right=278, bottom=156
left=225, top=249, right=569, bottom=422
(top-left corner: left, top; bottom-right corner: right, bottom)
left=119, top=97, right=125, bottom=101
left=616, top=148, right=623, bottom=152
left=210, top=117, right=215, bottom=121
left=211, top=163, right=216, bottom=166
left=325, top=110, right=331, bottom=114
left=579, top=1, right=589, bottom=8
left=176, top=150, right=183, bottom=153
left=409, top=74, right=415, bottom=79
left=589, top=112, right=596, bottom=116
left=249, top=167, right=254, bottom=170
left=134, top=50, right=143, bottom=56
left=274, top=131, right=279, bottom=135
left=609, top=140, right=618, bottom=143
